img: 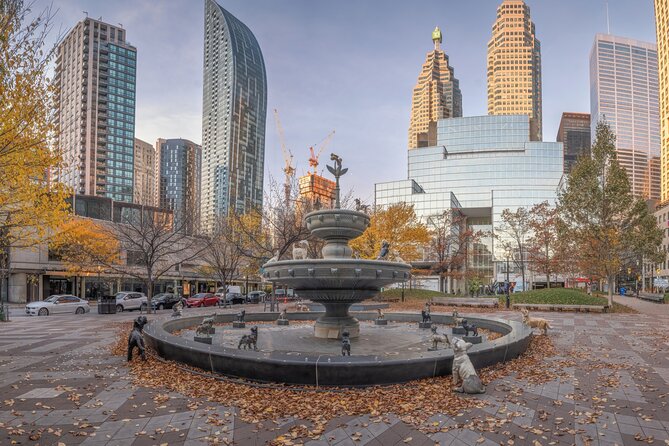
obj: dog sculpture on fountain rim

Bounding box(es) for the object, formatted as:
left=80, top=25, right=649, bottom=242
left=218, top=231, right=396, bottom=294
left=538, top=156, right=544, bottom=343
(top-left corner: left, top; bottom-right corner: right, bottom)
left=429, top=325, right=450, bottom=350
left=292, top=240, right=309, bottom=260
left=520, top=308, right=551, bottom=335
left=451, top=337, right=486, bottom=394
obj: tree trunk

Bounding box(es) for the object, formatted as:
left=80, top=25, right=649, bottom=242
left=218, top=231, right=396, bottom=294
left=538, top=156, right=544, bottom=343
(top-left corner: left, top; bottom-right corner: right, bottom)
left=607, top=276, right=614, bottom=307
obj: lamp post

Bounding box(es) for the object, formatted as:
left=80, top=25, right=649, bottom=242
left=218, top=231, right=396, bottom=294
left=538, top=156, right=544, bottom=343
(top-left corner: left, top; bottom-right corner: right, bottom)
left=505, top=247, right=511, bottom=309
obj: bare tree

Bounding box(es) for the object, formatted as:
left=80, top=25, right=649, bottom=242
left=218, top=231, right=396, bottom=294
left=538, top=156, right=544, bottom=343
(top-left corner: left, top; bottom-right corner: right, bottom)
left=496, top=207, right=531, bottom=291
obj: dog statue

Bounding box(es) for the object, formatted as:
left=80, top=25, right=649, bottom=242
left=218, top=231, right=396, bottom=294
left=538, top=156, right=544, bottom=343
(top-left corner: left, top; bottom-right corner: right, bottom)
left=461, top=319, right=478, bottom=337
left=238, top=326, right=258, bottom=350
left=354, top=198, right=370, bottom=214
left=278, top=308, right=287, bottom=321
left=127, top=316, right=148, bottom=361
left=521, top=308, right=551, bottom=335
left=295, top=301, right=309, bottom=312
left=421, top=303, right=431, bottom=323
left=196, top=314, right=215, bottom=336
left=430, top=325, right=450, bottom=350
left=451, top=337, right=486, bottom=394
left=452, top=311, right=464, bottom=326
left=266, top=250, right=280, bottom=264
left=392, top=250, right=405, bottom=263
left=236, top=309, right=246, bottom=323
left=171, top=300, right=183, bottom=317
left=292, top=240, right=309, bottom=260
left=376, top=240, right=390, bottom=260
left=376, top=308, right=385, bottom=320
left=341, top=330, right=351, bottom=356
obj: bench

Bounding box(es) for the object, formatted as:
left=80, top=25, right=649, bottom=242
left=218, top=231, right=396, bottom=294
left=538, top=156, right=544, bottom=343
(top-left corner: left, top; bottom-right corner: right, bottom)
left=512, top=303, right=608, bottom=313
left=638, top=294, right=665, bottom=303
left=430, top=297, right=499, bottom=308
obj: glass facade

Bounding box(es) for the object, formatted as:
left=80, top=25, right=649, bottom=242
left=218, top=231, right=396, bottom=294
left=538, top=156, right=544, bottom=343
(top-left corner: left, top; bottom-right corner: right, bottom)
left=201, top=0, right=267, bottom=232
left=556, top=112, right=591, bottom=174
left=590, top=34, right=660, bottom=199
left=160, top=139, right=202, bottom=235
left=376, top=115, right=564, bottom=280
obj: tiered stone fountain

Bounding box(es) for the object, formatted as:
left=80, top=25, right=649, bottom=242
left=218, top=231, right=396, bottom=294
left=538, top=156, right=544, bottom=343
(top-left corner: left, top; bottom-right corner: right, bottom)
left=262, top=154, right=411, bottom=338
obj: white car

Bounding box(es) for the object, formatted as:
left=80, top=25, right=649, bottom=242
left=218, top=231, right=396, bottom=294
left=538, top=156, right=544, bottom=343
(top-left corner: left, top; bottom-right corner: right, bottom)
left=26, top=295, right=90, bottom=316
left=114, top=292, right=148, bottom=312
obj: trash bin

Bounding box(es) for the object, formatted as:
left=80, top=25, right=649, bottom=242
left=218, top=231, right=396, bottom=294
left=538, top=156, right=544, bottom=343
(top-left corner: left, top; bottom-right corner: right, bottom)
left=97, top=295, right=117, bottom=314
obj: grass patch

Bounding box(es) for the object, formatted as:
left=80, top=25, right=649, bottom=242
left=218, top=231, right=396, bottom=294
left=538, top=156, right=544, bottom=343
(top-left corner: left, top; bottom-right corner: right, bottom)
left=504, top=288, right=609, bottom=306
left=378, top=288, right=446, bottom=302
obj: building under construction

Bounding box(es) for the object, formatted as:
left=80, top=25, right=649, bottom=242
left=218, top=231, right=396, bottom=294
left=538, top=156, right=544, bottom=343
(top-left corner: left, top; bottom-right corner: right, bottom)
left=299, top=173, right=335, bottom=209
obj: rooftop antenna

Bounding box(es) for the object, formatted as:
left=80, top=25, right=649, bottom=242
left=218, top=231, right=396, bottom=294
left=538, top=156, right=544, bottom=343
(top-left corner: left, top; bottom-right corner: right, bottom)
left=606, top=1, right=610, bottom=34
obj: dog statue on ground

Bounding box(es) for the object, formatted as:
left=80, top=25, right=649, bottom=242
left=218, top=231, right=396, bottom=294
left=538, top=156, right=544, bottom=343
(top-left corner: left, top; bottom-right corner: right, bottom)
left=196, top=313, right=215, bottom=336
left=295, top=301, right=309, bottom=312
left=171, top=300, right=183, bottom=317
left=236, top=309, right=246, bottom=323
left=461, top=319, right=478, bottom=336
left=452, top=311, right=464, bottom=326
left=127, top=316, right=148, bottom=361
left=376, top=308, right=385, bottom=320
left=278, top=308, right=287, bottom=321
left=421, top=303, right=431, bottom=323
left=341, top=330, right=351, bottom=356
left=520, top=308, right=551, bottom=335
left=238, top=326, right=258, bottom=350
left=429, top=325, right=450, bottom=351
left=292, top=240, right=309, bottom=260
left=451, top=337, right=486, bottom=394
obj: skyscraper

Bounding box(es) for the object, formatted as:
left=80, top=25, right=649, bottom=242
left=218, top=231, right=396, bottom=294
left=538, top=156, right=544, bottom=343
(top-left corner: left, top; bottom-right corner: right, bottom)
left=133, top=138, right=159, bottom=207
left=158, top=138, right=202, bottom=235
left=201, top=0, right=267, bottom=232
left=54, top=18, right=137, bottom=202
left=408, top=27, right=462, bottom=148
left=556, top=113, right=591, bottom=174
left=486, top=0, right=542, bottom=141
left=655, top=0, right=669, bottom=201
left=590, top=34, right=660, bottom=199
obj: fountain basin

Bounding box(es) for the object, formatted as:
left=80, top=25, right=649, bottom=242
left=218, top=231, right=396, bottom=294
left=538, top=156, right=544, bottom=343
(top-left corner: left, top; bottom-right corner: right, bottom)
left=264, top=259, right=410, bottom=338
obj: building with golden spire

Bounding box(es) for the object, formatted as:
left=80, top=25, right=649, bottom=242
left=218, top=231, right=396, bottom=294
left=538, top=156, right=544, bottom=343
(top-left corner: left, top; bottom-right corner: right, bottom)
left=487, top=0, right=542, bottom=141
left=408, top=27, right=462, bottom=149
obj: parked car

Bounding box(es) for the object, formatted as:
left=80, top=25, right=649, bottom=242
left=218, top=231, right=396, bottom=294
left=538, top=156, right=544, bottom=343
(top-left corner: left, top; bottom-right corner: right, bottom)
left=151, top=293, right=182, bottom=310
left=246, top=291, right=266, bottom=303
left=186, top=293, right=219, bottom=308
left=223, top=292, right=245, bottom=305
left=25, top=295, right=90, bottom=316
left=115, top=292, right=148, bottom=312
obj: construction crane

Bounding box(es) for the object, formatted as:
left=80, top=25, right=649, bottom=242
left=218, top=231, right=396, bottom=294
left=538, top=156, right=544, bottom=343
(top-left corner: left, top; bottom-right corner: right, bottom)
left=308, top=130, right=335, bottom=175
left=273, top=109, right=295, bottom=179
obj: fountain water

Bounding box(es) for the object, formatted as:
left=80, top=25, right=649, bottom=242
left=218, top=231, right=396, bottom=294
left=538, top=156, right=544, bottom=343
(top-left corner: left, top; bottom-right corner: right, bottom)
left=262, top=154, right=411, bottom=338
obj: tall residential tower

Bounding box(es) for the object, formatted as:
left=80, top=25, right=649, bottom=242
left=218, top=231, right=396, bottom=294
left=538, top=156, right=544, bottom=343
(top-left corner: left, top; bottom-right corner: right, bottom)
left=54, top=18, right=137, bottom=202
left=408, top=27, right=462, bottom=148
left=200, top=0, right=267, bottom=232
left=655, top=0, right=669, bottom=201
left=133, top=138, right=159, bottom=207
left=486, top=0, right=542, bottom=141
left=590, top=34, right=660, bottom=200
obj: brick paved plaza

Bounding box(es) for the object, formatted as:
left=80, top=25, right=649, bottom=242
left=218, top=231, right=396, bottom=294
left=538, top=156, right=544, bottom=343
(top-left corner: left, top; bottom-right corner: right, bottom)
left=0, top=300, right=668, bottom=446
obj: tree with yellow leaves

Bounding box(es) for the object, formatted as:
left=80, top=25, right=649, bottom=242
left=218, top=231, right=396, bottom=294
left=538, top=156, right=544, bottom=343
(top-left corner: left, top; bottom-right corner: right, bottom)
left=350, top=203, right=429, bottom=262
left=1, top=1, right=71, bottom=298
left=49, top=219, right=120, bottom=277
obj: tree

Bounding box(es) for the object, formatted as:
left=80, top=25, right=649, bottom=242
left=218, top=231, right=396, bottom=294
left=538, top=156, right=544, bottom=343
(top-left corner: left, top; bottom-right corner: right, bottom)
left=0, top=1, right=70, bottom=298
left=350, top=203, right=430, bottom=261
left=426, top=210, right=482, bottom=293
left=527, top=201, right=559, bottom=288
left=558, top=121, right=662, bottom=305
left=496, top=207, right=531, bottom=290
left=49, top=219, right=120, bottom=277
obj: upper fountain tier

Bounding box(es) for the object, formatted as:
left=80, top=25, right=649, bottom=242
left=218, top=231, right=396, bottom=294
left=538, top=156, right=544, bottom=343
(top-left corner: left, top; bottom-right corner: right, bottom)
left=305, top=208, right=369, bottom=259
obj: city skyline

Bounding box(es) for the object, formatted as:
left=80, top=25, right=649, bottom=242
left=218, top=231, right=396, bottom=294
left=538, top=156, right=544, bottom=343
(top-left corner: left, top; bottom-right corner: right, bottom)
left=39, top=0, right=656, bottom=200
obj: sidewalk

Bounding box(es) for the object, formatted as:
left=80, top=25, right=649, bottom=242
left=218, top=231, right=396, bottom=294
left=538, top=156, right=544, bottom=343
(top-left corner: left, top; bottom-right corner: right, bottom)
left=613, top=293, right=669, bottom=315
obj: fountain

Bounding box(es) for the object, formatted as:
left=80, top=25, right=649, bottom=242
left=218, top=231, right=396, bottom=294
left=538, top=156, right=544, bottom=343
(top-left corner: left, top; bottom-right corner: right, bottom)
left=262, top=154, right=411, bottom=338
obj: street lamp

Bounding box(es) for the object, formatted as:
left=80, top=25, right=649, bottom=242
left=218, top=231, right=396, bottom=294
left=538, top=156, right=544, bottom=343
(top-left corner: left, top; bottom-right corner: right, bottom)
left=505, top=247, right=511, bottom=309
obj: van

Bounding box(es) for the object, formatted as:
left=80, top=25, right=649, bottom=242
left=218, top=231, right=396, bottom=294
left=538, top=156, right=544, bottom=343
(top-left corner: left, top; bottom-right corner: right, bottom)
left=215, top=285, right=241, bottom=297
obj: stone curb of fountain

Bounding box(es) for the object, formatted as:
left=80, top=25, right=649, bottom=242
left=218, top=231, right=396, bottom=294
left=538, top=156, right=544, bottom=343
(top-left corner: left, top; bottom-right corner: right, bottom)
left=142, top=312, right=533, bottom=387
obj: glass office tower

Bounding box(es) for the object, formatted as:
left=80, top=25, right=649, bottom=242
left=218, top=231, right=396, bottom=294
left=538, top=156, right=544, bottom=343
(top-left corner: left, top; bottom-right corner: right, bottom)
left=201, top=0, right=267, bottom=232
left=590, top=34, right=660, bottom=199
left=376, top=115, right=563, bottom=284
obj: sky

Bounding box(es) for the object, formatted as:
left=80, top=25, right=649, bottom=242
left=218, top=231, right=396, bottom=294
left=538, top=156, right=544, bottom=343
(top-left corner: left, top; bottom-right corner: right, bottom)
left=36, top=0, right=657, bottom=202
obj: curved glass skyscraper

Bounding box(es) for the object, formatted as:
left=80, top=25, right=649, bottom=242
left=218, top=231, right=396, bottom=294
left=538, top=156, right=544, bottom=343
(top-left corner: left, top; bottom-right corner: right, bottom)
left=201, top=0, right=267, bottom=232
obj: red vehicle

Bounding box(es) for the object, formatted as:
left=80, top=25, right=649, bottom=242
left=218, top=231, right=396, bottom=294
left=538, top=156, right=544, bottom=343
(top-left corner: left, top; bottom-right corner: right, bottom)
left=185, top=293, right=219, bottom=308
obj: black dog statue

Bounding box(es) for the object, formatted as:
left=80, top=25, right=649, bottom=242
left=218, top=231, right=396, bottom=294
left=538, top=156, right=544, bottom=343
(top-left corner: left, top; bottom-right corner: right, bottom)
left=237, top=309, right=246, bottom=323
left=461, top=319, right=478, bottom=336
left=127, top=316, right=148, bottom=361
left=421, top=304, right=431, bottom=323
left=341, top=330, right=351, bottom=356
left=238, top=326, right=258, bottom=350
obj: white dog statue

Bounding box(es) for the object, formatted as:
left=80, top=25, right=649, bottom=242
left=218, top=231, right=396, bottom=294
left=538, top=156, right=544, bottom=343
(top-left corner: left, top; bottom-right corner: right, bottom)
left=451, top=337, right=486, bottom=394
left=292, top=240, right=309, bottom=260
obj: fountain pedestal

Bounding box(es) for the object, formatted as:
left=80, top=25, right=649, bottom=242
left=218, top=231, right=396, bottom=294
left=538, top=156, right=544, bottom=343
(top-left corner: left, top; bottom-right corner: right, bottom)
left=314, top=302, right=360, bottom=339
